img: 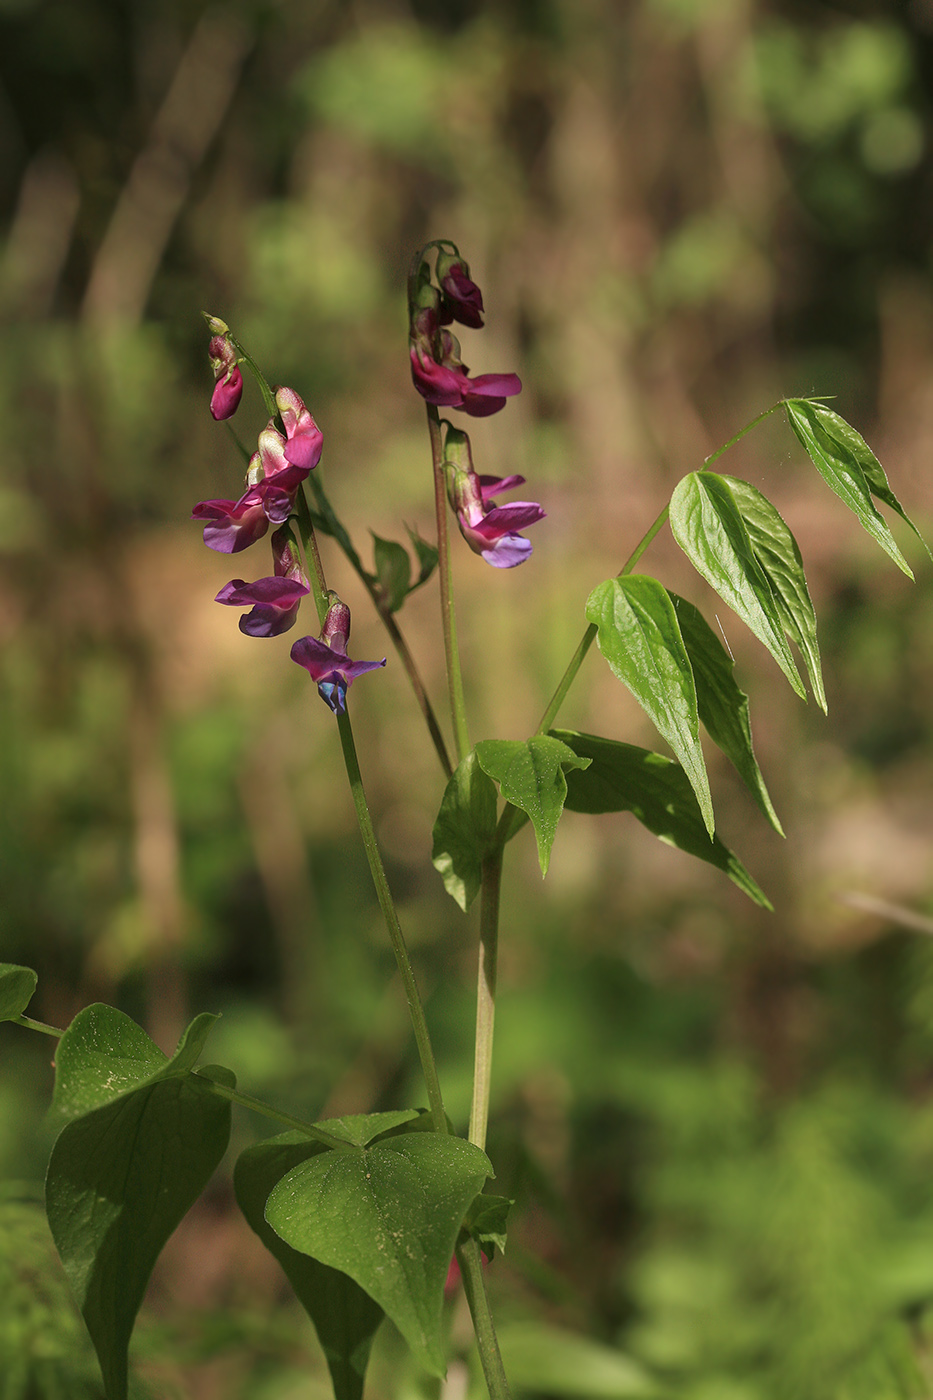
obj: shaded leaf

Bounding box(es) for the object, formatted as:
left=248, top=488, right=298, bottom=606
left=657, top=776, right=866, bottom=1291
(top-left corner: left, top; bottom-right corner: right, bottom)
left=266, top=1133, right=491, bottom=1377
left=371, top=534, right=411, bottom=612
left=0, top=962, right=38, bottom=1020
left=552, top=729, right=771, bottom=908
left=669, top=472, right=807, bottom=699
left=463, top=1193, right=512, bottom=1258
left=496, top=1321, right=660, bottom=1398
left=235, top=1132, right=384, bottom=1400
left=585, top=576, right=714, bottom=837
left=47, top=1069, right=233, bottom=1400
left=474, top=736, right=590, bottom=874
left=315, top=1110, right=423, bottom=1148
left=432, top=751, right=499, bottom=911
left=723, top=475, right=826, bottom=711
left=668, top=593, right=783, bottom=835
left=785, top=399, right=918, bottom=576
left=406, top=525, right=439, bottom=585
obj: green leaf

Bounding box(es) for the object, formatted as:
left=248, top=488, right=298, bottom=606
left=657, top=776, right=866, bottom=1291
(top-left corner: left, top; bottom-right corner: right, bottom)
left=584, top=576, right=714, bottom=837
left=46, top=1069, right=233, bottom=1400
left=463, top=1193, right=512, bottom=1258
left=265, top=1134, right=492, bottom=1377
left=722, top=475, right=826, bottom=711
left=0, top=962, right=38, bottom=1020
left=406, top=525, right=439, bottom=586
left=235, top=1132, right=384, bottom=1400
left=785, top=398, right=920, bottom=576
left=371, top=533, right=411, bottom=612
left=314, top=1109, right=423, bottom=1148
left=668, top=593, right=783, bottom=836
left=495, top=1321, right=660, bottom=1398
left=432, top=751, right=500, bottom=911
left=552, top=729, right=772, bottom=909
left=669, top=472, right=807, bottom=699
left=50, top=1004, right=221, bottom=1124
left=474, top=736, right=590, bottom=875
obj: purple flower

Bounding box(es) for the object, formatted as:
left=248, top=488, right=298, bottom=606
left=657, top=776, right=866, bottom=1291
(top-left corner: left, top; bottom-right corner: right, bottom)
left=290, top=597, right=385, bottom=715
left=444, top=430, right=545, bottom=568
left=191, top=486, right=268, bottom=553
left=215, top=525, right=310, bottom=636
left=436, top=251, right=485, bottom=329
left=409, top=306, right=521, bottom=419
left=208, top=334, right=243, bottom=421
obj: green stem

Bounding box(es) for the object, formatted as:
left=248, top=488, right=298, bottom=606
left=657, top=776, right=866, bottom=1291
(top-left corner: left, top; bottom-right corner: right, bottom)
left=428, top=406, right=471, bottom=764
left=194, top=1076, right=355, bottom=1150
left=335, top=709, right=448, bottom=1135
left=12, top=1014, right=64, bottom=1038
left=457, top=1238, right=513, bottom=1400
left=468, top=850, right=503, bottom=1152
left=534, top=401, right=785, bottom=736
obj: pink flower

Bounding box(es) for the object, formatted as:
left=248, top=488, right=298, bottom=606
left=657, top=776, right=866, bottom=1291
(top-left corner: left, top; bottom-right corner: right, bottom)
left=444, top=428, right=544, bottom=568
left=290, top=598, right=385, bottom=715
left=215, top=525, right=310, bottom=636
left=191, top=487, right=268, bottom=554
left=208, top=334, right=243, bottom=421
left=409, top=306, right=521, bottom=419
left=275, top=385, right=323, bottom=471
left=436, top=251, right=485, bottom=329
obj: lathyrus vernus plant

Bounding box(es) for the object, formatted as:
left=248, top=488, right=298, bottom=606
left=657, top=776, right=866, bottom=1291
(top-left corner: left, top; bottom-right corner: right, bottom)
left=2, top=239, right=928, bottom=1400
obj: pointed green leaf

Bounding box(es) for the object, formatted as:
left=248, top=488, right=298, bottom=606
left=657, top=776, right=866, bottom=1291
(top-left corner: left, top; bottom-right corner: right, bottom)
left=406, top=525, right=439, bottom=586
left=463, top=1193, right=512, bottom=1258
left=552, top=729, right=772, bottom=908
left=50, top=1004, right=221, bottom=1124
left=314, top=1110, right=423, bottom=1149
left=0, top=962, right=38, bottom=1020
left=235, top=1132, right=384, bottom=1400
left=668, top=593, right=783, bottom=835
left=785, top=398, right=918, bottom=576
left=722, top=475, right=826, bottom=711
left=371, top=534, right=411, bottom=613
left=585, top=576, right=714, bottom=837
left=46, top=1068, right=233, bottom=1400
left=669, top=472, right=807, bottom=699
left=266, top=1134, right=491, bottom=1377
left=474, top=736, right=590, bottom=874
left=432, top=751, right=500, bottom=910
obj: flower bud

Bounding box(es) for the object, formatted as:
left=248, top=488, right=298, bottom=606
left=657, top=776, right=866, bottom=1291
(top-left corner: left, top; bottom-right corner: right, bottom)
left=208, top=333, right=243, bottom=420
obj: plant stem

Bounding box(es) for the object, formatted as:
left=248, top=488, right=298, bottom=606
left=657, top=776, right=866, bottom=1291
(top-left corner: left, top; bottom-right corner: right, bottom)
left=12, top=1014, right=64, bottom=1038
left=534, top=402, right=785, bottom=735
left=195, top=1076, right=355, bottom=1150
left=428, top=406, right=471, bottom=764
left=469, top=850, right=503, bottom=1152
left=457, top=1238, right=513, bottom=1400
left=335, top=709, right=448, bottom=1135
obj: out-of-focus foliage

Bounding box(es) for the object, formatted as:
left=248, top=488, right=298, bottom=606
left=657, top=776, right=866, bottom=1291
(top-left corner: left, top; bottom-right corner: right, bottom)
left=2, top=0, right=933, bottom=1396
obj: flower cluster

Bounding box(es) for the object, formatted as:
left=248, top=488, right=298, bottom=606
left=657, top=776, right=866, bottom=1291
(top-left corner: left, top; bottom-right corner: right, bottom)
left=193, top=327, right=383, bottom=712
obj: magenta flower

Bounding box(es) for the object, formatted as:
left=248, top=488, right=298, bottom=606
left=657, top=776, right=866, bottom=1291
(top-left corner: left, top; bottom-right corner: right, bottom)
left=290, top=597, right=385, bottom=715
left=444, top=428, right=544, bottom=568
left=208, top=334, right=243, bottom=421
left=193, top=396, right=321, bottom=554
left=436, top=251, right=485, bottom=329
left=409, top=306, right=521, bottom=419
left=215, top=525, right=310, bottom=636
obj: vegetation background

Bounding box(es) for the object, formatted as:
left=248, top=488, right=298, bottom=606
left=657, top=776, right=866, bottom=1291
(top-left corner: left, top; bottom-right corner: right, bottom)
left=2, top=0, right=933, bottom=1396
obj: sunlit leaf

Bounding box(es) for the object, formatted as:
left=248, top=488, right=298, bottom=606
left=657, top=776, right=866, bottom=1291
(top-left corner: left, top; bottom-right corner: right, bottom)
left=552, top=729, right=771, bottom=908
left=784, top=398, right=918, bottom=576
left=266, top=1133, right=491, bottom=1377
left=722, top=474, right=826, bottom=711
left=668, top=593, right=783, bottom=835
left=47, top=1066, right=233, bottom=1400
left=669, top=472, right=807, bottom=699
left=432, top=751, right=500, bottom=910
left=235, top=1132, right=384, bottom=1400
left=585, top=576, right=714, bottom=837
left=474, top=736, right=590, bottom=874
left=0, top=962, right=38, bottom=1020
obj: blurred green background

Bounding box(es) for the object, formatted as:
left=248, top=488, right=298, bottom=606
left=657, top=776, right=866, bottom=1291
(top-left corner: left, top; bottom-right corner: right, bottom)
left=3, top=0, right=933, bottom=1396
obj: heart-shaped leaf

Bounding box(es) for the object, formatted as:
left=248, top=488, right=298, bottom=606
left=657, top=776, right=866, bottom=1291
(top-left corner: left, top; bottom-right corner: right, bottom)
left=0, top=962, right=38, bottom=1020
left=474, top=736, right=590, bottom=874
left=265, top=1133, right=491, bottom=1376
left=668, top=593, right=783, bottom=835
left=585, top=575, right=714, bottom=837
left=552, top=728, right=771, bottom=908
left=785, top=399, right=923, bottom=575
left=669, top=472, right=807, bottom=699
left=235, top=1132, right=384, bottom=1400
left=47, top=1066, right=234, bottom=1400
left=432, top=751, right=500, bottom=910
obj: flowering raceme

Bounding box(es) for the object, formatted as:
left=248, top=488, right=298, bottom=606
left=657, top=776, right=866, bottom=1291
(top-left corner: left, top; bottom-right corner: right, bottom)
left=290, top=597, right=386, bottom=715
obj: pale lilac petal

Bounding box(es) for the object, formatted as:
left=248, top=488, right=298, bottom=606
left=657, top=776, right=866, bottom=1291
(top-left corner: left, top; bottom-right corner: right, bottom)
left=479, top=534, right=534, bottom=568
